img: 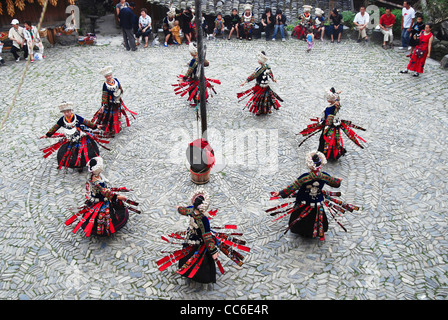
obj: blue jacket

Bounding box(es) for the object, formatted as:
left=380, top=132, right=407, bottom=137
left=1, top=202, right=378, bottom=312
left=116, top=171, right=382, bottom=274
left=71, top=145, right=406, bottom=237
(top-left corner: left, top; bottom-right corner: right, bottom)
left=118, top=7, right=137, bottom=30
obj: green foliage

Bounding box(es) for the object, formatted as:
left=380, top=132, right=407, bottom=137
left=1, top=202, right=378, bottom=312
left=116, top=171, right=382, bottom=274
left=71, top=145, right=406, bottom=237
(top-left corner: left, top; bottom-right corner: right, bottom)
left=423, top=0, right=448, bottom=23
left=286, top=24, right=295, bottom=32
left=341, top=11, right=356, bottom=29
left=391, top=8, right=403, bottom=35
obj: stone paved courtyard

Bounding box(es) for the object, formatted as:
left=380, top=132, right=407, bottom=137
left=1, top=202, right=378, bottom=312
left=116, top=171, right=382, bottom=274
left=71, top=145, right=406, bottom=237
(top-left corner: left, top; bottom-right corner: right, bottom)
left=0, top=31, right=447, bottom=301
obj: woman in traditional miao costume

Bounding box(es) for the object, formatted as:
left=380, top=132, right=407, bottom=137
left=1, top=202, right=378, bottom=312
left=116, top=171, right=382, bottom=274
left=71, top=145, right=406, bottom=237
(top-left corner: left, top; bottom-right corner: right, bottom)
left=64, top=156, right=140, bottom=237
left=292, top=5, right=313, bottom=40
left=157, top=189, right=250, bottom=286
left=269, top=151, right=359, bottom=242
left=298, top=88, right=366, bottom=161
left=91, top=66, right=137, bottom=138
left=41, top=101, right=109, bottom=172
left=239, top=4, right=255, bottom=40
left=238, top=51, right=283, bottom=115
left=172, top=42, right=221, bottom=107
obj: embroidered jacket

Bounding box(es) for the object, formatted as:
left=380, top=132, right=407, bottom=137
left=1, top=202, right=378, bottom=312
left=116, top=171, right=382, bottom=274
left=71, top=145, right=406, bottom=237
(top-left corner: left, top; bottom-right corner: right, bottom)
left=177, top=206, right=218, bottom=255
left=279, top=171, right=341, bottom=204
left=322, top=103, right=341, bottom=127
left=241, top=13, right=255, bottom=26
left=89, top=177, right=117, bottom=202
left=102, top=78, right=123, bottom=107
left=183, top=58, right=209, bottom=80
left=46, top=114, right=97, bottom=137
left=247, top=64, right=274, bottom=84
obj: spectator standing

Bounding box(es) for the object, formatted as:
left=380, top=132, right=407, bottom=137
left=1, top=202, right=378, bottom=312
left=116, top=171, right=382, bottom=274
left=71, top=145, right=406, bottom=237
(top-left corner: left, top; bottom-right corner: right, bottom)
left=9, top=19, right=28, bottom=62
left=177, top=7, right=194, bottom=45
left=228, top=8, right=240, bottom=40
left=400, top=1, right=415, bottom=50
left=400, top=23, right=433, bottom=77
left=329, top=8, right=343, bottom=43
left=23, top=21, right=45, bottom=62
left=136, top=8, right=152, bottom=47
left=407, top=13, right=424, bottom=57
left=116, top=0, right=130, bottom=21
left=118, top=5, right=138, bottom=51
left=379, top=8, right=396, bottom=49
left=271, top=9, right=286, bottom=42
left=353, top=6, right=370, bottom=43
left=306, top=28, right=314, bottom=52
left=261, top=8, right=274, bottom=41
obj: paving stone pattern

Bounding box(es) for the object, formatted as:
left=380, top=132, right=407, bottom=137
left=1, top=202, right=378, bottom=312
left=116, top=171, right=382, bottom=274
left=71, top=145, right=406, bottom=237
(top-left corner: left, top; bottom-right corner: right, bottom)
left=0, top=34, right=447, bottom=300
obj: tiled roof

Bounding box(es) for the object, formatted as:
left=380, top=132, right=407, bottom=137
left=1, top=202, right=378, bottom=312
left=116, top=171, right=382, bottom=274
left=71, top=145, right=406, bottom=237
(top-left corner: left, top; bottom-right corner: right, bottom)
left=147, top=0, right=353, bottom=22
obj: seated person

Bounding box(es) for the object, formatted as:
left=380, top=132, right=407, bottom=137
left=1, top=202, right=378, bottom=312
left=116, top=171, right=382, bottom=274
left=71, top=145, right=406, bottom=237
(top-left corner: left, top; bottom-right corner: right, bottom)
left=313, top=8, right=325, bottom=40
left=170, top=20, right=182, bottom=44
left=213, top=13, right=225, bottom=39
left=239, top=5, right=255, bottom=40
left=163, top=7, right=176, bottom=47
left=228, top=8, right=240, bottom=40
left=136, top=8, right=152, bottom=47
left=328, top=8, right=344, bottom=43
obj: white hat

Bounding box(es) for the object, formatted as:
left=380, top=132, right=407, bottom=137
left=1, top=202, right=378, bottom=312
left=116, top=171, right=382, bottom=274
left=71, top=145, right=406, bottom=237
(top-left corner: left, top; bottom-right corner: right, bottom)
left=58, top=101, right=74, bottom=112
left=87, top=157, right=104, bottom=175
left=325, top=88, right=339, bottom=103
left=167, top=7, right=176, bottom=17
left=306, top=151, right=327, bottom=171
left=189, top=42, right=198, bottom=55
left=190, top=188, right=210, bottom=214
left=244, top=4, right=252, bottom=12
left=99, top=65, right=113, bottom=77
left=303, top=5, right=312, bottom=12
left=257, top=51, right=268, bottom=64
left=11, top=19, right=19, bottom=25
left=315, top=8, right=324, bottom=16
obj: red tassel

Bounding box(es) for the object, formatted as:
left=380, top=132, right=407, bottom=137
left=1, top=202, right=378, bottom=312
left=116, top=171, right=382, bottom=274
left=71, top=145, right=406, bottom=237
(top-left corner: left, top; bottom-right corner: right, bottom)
left=177, top=245, right=206, bottom=275
left=216, top=259, right=225, bottom=274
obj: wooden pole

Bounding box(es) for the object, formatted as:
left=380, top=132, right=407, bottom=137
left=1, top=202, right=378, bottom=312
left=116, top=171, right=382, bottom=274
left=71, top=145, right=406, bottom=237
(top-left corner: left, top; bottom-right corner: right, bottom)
left=194, top=0, right=207, bottom=141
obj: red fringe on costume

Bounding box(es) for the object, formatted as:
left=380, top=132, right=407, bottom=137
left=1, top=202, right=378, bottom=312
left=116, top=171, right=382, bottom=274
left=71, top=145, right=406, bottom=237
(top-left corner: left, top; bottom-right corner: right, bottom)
left=91, top=100, right=137, bottom=137
left=267, top=190, right=359, bottom=241
left=156, top=209, right=249, bottom=277
left=172, top=74, right=221, bottom=104
left=41, top=132, right=110, bottom=170
left=237, top=84, right=283, bottom=115
left=299, top=118, right=366, bottom=160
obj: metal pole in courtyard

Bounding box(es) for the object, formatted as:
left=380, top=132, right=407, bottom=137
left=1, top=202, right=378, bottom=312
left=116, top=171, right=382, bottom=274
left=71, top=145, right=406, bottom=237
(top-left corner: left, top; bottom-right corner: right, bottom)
left=195, top=0, right=207, bottom=141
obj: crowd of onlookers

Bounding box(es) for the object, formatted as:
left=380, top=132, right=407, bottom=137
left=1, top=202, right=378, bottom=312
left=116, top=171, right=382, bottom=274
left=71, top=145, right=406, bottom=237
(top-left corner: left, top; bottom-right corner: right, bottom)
left=0, top=18, right=45, bottom=66
left=0, top=0, right=434, bottom=77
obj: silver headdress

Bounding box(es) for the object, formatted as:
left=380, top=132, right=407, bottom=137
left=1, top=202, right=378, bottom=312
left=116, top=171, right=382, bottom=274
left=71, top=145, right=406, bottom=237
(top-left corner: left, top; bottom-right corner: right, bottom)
left=306, top=151, right=327, bottom=171
left=87, top=157, right=104, bottom=175
left=190, top=188, right=210, bottom=215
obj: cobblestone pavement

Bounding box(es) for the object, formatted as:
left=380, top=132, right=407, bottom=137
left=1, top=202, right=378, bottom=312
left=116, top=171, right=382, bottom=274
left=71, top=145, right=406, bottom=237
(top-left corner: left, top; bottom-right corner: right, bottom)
left=0, top=33, right=447, bottom=300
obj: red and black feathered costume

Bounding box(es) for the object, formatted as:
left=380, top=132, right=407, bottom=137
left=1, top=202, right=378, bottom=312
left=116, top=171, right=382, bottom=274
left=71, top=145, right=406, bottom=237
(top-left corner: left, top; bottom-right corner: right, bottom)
left=91, top=77, right=137, bottom=137
left=298, top=88, right=366, bottom=160
left=65, top=157, right=140, bottom=237
left=41, top=112, right=109, bottom=170
left=172, top=54, right=221, bottom=107
left=157, top=190, right=250, bottom=284
left=237, top=52, right=283, bottom=115
left=267, top=151, right=359, bottom=241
